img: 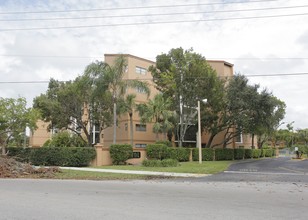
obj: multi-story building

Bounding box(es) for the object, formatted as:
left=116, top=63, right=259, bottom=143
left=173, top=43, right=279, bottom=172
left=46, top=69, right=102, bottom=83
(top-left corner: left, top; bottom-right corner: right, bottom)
left=30, top=54, right=254, bottom=149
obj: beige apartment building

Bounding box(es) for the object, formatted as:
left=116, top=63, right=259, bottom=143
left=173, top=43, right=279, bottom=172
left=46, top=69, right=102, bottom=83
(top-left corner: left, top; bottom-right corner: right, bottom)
left=30, top=54, right=254, bottom=149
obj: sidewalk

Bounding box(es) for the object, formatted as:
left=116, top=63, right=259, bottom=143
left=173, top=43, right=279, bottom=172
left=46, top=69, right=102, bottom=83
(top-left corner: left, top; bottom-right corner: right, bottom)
left=60, top=167, right=210, bottom=178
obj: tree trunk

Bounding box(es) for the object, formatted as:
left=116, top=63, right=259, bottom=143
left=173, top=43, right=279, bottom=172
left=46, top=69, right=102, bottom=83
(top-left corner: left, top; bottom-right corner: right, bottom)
left=1, top=144, right=6, bottom=155
left=113, top=101, right=117, bottom=144
left=129, top=113, right=134, bottom=147
left=207, top=134, right=216, bottom=148
left=251, top=133, right=255, bottom=149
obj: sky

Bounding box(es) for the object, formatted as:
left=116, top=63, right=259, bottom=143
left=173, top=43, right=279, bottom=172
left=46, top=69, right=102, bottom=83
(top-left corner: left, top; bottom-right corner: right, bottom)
left=0, top=0, right=308, bottom=130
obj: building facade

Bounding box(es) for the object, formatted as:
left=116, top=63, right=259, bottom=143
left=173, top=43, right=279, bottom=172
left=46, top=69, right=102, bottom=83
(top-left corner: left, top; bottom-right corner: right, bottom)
left=30, top=54, right=254, bottom=149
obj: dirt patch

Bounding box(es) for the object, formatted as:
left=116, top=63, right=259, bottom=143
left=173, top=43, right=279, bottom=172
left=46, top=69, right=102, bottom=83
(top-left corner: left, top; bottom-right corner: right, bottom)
left=0, top=156, right=61, bottom=178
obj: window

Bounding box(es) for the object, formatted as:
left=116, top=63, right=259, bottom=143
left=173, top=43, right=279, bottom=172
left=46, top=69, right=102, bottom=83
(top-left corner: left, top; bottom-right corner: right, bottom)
left=91, top=123, right=100, bottom=144
left=136, top=124, right=146, bottom=132
left=135, top=144, right=147, bottom=148
left=135, top=66, right=147, bottom=75
left=236, top=133, right=243, bottom=143
left=136, top=86, right=147, bottom=94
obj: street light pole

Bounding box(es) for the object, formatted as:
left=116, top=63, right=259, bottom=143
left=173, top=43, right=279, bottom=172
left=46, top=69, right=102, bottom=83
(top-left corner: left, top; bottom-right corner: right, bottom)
left=197, top=100, right=202, bottom=164
left=197, top=99, right=207, bottom=164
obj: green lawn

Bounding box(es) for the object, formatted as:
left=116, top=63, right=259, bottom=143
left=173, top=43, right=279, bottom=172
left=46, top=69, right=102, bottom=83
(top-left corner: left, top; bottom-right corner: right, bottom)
left=94, top=161, right=233, bottom=174
left=54, top=170, right=147, bottom=180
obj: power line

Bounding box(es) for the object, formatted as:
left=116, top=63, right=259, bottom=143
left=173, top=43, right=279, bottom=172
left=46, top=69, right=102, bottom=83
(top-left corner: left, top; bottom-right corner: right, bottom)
left=1, top=73, right=308, bottom=84
left=2, top=4, right=307, bottom=22
left=0, top=0, right=279, bottom=15
left=1, top=12, right=308, bottom=32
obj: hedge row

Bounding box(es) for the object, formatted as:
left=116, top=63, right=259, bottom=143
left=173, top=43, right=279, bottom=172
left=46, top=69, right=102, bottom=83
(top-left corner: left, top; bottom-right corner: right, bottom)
left=192, top=148, right=275, bottom=161
left=7, top=147, right=96, bottom=167
left=146, top=144, right=190, bottom=162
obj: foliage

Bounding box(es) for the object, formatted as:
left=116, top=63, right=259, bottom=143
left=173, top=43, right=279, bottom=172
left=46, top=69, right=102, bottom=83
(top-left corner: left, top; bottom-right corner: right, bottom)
left=245, top=149, right=253, bottom=159
left=43, top=131, right=88, bottom=147
left=192, top=148, right=214, bottom=161
left=215, top=148, right=234, bottom=161
left=234, top=148, right=245, bottom=160
left=118, top=94, right=137, bottom=147
left=262, top=149, right=274, bottom=157
left=142, top=159, right=178, bottom=167
left=33, top=76, right=113, bottom=145
left=150, top=47, right=224, bottom=147
left=167, top=147, right=190, bottom=162
left=109, top=144, right=133, bottom=165
left=137, top=94, right=174, bottom=141
left=156, top=140, right=172, bottom=147
left=0, top=97, right=40, bottom=155
left=7, top=147, right=95, bottom=167
left=145, top=144, right=169, bottom=160
left=7, top=147, right=32, bottom=163
left=251, top=149, right=262, bottom=158
left=86, top=56, right=150, bottom=144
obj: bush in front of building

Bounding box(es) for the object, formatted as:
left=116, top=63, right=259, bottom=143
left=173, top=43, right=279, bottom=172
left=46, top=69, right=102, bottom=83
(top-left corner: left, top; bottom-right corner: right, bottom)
left=252, top=149, right=262, bottom=158
left=215, top=148, right=234, bottom=161
left=167, top=147, right=190, bottom=162
left=146, top=144, right=169, bottom=160
left=192, top=148, right=214, bottom=161
left=43, top=131, right=88, bottom=148
left=245, top=149, right=253, bottom=159
left=110, top=144, right=133, bottom=165
left=262, top=148, right=274, bottom=157
left=155, top=140, right=172, bottom=147
left=7, top=147, right=96, bottom=167
left=142, top=159, right=178, bottom=167
left=234, top=148, right=245, bottom=160
left=7, top=147, right=32, bottom=163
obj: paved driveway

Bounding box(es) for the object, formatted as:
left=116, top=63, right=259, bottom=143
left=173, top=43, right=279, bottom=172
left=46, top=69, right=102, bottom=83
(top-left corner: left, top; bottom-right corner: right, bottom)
left=195, top=157, right=308, bottom=183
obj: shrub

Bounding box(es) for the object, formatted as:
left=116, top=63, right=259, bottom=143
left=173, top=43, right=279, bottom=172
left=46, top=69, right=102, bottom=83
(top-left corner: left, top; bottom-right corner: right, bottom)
left=7, top=147, right=32, bottom=163
left=262, top=149, right=273, bottom=157
left=142, top=159, right=178, bottom=167
left=155, top=140, right=172, bottom=147
left=252, top=149, right=262, bottom=158
left=161, top=159, right=178, bottom=167
left=245, top=149, right=253, bottom=159
left=28, top=147, right=95, bottom=167
left=43, top=131, right=88, bottom=148
left=146, top=144, right=168, bottom=160
left=109, top=144, right=133, bottom=165
left=192, top=148, right=214, bottom=161
left=215, top=148, right=234, bottom=161
left=167, top=148, right=190, bottom=162
left=234, top=148, right=245, bottom=160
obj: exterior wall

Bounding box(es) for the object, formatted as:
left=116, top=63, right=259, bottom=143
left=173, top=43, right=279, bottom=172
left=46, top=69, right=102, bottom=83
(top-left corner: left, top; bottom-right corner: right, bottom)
left=29, top=120, right=51, bottom=147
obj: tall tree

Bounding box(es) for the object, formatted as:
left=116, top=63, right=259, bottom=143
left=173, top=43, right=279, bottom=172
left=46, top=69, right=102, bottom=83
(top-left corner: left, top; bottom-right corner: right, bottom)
left=137, top=94, right=174, bottom=141
left=0, top=97, right=39, bottom=155
left=150, top=48, right=222, bottom=147
left=118, top=94, right=137, bottom=146
left=85, top=55, right=150, bottom=144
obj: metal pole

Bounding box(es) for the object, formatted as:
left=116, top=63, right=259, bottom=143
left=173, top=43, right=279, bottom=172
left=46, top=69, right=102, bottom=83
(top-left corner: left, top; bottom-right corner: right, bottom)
left=198, top=101, right=202, bottom=164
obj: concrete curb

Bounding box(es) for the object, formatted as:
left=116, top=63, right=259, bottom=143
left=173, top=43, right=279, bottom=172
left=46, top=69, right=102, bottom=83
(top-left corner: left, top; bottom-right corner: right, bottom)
left=59, top=167, right=210, bottom=178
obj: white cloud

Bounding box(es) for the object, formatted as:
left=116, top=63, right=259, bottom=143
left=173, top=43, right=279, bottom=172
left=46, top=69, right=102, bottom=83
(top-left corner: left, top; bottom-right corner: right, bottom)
left=1, top=0, right=308, bottom=128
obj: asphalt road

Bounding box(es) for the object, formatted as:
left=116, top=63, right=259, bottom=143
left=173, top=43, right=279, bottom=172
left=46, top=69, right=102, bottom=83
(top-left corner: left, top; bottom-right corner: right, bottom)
left=0, top=179, right=307, bottom=220
left=193, top=157, right=308, bottom=183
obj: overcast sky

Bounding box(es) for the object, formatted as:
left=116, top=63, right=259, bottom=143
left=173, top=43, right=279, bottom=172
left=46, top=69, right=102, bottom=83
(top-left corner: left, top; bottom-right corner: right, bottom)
left=0, top=0, right=308, bottom=130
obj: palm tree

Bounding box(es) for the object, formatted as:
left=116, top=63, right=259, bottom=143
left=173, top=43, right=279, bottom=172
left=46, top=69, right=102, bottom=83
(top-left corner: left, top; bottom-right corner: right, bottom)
left=119, top=94, right=137, bottom=147
left=137, top=94, right=174, bottom=141
left=85, top=55, right=150, bottom=144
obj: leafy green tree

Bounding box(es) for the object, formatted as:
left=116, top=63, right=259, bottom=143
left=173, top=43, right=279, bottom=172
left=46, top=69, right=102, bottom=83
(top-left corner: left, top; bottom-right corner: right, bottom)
left=137, top=94, right=174, bottom=141
left=85, top=55, right=150, bottom=144
left=118, top=94, right=137, bottom=147
left=33, top=75, right=113, bottom=145
left=43, top=131, right=88, bottom=147
left=0, top=97, right=39, bottom=155
left=150, top=48, right=223, bottom=147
